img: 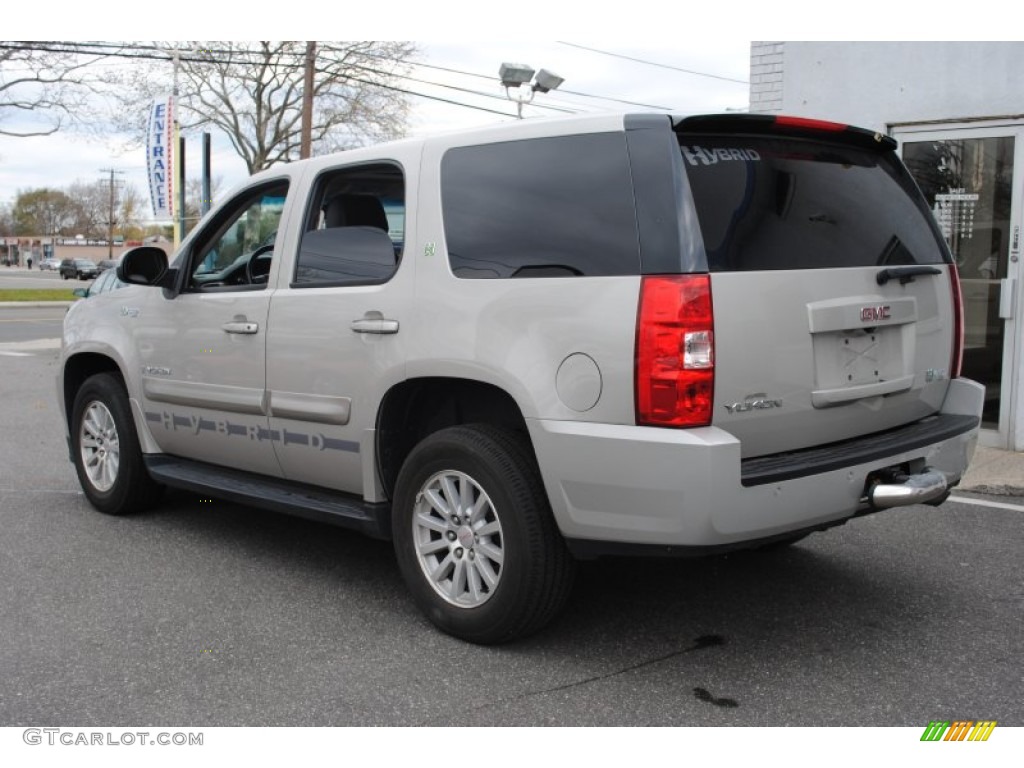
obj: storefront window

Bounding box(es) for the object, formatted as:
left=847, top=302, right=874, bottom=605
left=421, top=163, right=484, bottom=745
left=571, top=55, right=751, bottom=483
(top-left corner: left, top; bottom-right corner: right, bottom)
left=903, top=137, right=1015, bottom=428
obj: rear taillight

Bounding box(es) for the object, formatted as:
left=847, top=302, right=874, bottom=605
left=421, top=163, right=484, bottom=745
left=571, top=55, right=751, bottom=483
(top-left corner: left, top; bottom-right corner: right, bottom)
left=635, top=275, right=714, bottom=428
left=949, top=262, right=964, bottom=378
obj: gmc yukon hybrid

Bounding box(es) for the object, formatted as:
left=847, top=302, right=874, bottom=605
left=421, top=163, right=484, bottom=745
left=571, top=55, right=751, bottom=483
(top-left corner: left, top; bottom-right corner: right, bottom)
left=58, top=113, right=984, bottom=643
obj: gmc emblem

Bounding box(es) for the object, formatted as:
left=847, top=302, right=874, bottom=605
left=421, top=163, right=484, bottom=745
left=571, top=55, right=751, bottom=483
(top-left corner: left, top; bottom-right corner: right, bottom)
left=860, top=305, right=891, bottom=322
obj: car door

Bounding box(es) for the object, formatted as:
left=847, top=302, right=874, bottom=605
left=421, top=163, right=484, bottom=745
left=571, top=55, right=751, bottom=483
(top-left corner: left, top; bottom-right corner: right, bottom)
left=133, top=177, right=295, bottom=477
left=265, top=153, right=417, bottom=497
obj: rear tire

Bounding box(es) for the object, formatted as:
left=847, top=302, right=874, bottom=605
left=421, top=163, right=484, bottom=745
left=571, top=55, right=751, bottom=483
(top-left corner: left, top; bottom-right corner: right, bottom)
left=392, top=424, right=575, bottom=644
left=71, top=373, right=164, bottom=515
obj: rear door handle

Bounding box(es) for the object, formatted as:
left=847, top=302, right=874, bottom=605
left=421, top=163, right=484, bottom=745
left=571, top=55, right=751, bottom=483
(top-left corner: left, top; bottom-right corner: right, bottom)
left=222, top=319, right=259, bottom=334
left=351, top=311, right=399, bottom=335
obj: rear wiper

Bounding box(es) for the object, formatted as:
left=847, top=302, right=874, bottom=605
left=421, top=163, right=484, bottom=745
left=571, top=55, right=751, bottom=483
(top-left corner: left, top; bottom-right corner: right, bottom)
left=876, top=265, right=943, bottom=285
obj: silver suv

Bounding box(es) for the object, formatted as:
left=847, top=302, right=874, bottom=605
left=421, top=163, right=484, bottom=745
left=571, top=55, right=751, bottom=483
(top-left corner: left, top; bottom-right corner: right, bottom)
left=58, top=113, right=984, bottom=643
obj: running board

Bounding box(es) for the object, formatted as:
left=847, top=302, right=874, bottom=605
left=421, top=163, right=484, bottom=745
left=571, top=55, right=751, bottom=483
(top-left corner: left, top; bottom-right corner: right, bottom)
left=143, top=455, right=391, bottom=540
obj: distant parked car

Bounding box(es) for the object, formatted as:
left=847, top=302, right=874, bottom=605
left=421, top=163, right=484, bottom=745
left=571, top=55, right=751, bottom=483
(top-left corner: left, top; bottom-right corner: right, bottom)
left=96, top=258, right=121, bottom=272
left=59, top=258, right=99, bottom=280
left=39, top=258, right=61, bottom=271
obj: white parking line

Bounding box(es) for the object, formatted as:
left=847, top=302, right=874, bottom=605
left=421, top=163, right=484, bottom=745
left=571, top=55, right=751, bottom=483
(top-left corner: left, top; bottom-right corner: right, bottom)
left=947, top=495, right=1024, bottom=512
left=0, top=488, right=82, bottom=495
left=0, top=337, right=61, bottom=356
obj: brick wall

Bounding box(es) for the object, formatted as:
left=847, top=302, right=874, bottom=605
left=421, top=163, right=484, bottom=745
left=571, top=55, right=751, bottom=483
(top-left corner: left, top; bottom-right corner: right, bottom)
left=749, top=41, right=785, bottom=113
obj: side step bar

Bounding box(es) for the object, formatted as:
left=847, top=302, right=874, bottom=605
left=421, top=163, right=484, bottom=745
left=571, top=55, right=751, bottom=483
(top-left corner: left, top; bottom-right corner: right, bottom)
left=144, top=455, right=392, bottom=540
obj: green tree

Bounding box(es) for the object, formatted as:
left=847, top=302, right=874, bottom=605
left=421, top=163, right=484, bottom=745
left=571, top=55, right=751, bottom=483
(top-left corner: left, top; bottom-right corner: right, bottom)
left=118, top=184, right=147, bottom=241
left=13, top=188, right=75, bottom=235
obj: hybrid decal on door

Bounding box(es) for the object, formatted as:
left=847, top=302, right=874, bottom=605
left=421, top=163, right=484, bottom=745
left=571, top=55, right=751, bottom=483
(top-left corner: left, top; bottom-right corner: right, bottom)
left=680, top=145, right=761, bottom=167
left=143, top=410, right=359, bottom=453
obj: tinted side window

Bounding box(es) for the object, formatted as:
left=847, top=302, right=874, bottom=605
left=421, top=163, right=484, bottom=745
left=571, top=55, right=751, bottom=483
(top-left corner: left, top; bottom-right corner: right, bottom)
left=441, top=133, right=639, bottom=278
left=294, top=163, right=404, bottom=287
left=678, top=135, right=949, bottom=272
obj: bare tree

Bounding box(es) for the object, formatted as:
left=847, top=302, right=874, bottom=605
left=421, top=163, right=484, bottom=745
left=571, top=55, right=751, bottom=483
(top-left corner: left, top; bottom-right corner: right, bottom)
left=111, top=41, right=418, bottom=174
left=66, top=180, right=110, bottom=238
left=184, top=175, right=224, bottom=230
left=0, top=42, right=111, bottom=137
left=0, top=202, right=14, bottom=236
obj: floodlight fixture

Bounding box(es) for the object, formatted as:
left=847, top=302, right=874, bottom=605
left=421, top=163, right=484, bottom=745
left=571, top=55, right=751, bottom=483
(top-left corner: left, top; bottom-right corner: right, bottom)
left=499, top=62, right=566, bottom=119
left=532, top=69, right=564, bottom=94
left=499, top=62, right=536, bottom=88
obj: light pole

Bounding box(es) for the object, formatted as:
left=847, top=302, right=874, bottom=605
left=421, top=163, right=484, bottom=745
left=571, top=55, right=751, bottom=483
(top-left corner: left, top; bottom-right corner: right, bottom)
left=499, top=63, right=565, bottom=119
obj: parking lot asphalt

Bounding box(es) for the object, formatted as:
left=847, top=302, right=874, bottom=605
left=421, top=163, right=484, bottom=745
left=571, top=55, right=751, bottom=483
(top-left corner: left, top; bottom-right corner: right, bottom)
left=1, top=345, right=1022, bottom=727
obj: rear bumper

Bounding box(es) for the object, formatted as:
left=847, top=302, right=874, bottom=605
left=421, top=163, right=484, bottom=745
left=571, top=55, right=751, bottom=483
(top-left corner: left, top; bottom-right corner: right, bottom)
left=527, top=378, right=983, bottom=553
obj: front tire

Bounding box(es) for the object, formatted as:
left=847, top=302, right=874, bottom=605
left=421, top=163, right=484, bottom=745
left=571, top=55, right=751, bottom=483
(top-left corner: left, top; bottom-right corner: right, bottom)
left=71, top=373, right=163, bottom=515
left=392, top=425, right=575, bottom=644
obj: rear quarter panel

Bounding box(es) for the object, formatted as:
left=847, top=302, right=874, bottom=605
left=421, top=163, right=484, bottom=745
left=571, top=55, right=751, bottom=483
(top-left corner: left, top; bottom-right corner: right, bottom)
left=412, top=118, right=641, bottom=425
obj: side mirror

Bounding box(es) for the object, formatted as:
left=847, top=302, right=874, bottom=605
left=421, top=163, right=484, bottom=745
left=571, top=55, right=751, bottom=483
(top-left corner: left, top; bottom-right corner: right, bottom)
left=117, top=246, right=171, bottom=288
left=72, top=287, right=88, bottom=298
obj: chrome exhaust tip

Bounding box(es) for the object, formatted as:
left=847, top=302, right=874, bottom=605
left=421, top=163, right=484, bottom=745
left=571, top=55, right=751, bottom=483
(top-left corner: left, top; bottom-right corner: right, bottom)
left=867, top=468, right=949, bottom=510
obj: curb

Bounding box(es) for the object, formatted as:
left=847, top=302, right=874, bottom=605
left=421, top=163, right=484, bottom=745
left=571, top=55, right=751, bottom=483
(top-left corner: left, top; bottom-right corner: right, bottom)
left=0, top=302, right=75, bottom=309
left=956, top=482, right=1024, bottom=497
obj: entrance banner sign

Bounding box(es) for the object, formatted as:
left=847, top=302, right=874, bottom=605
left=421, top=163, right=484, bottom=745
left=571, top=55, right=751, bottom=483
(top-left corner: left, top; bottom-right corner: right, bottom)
left=147, top=96, right=175, bottom=220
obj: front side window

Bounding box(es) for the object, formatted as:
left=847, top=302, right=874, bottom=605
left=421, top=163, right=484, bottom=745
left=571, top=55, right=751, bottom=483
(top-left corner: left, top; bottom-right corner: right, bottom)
left=293, top=163, right=404, bottom=287
left=441, top=132, right=639, bottom=278
left=186, top=182, right=289, bottom=290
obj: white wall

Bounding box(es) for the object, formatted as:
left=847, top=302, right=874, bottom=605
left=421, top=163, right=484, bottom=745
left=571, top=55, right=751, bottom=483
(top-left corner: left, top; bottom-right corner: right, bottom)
left=754, top=42, right=1024, bottom=131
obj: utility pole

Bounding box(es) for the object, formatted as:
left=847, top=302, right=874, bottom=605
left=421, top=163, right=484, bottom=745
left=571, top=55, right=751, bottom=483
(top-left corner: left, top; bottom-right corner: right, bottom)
left=99, top=168, right=124, bottom=259
left=300, top=41, right=316, bottom=159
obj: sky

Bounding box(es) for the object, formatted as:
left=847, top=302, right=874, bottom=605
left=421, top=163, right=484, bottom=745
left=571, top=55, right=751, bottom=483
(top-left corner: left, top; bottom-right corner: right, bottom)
left=0, top=3, right=1005, bottom=224
left=0, top=39, right=751, bottom=222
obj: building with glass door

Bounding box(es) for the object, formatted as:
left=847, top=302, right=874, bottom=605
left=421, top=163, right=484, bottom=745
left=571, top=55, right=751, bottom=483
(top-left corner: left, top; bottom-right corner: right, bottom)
left=750, top=41, right=1024, bottom=450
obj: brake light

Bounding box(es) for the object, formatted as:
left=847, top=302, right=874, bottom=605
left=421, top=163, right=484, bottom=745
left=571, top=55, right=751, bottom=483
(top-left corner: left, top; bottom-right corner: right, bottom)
left=949, top=262, right=964, bottom=378
left=774, top=115, right=847, bottom=132
left=635, top=275, right=714, bottom=427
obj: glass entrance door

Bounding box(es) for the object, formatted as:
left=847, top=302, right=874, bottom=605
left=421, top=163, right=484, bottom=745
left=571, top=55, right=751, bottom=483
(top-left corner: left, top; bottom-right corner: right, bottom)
left=899, top=125, right=1023, bottom=446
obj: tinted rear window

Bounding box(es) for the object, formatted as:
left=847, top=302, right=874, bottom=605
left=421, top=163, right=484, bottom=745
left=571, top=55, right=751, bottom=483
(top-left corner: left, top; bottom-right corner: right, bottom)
left=441, top=133, right=639, bottom=278
left=678, top=135, right=949, bottom=271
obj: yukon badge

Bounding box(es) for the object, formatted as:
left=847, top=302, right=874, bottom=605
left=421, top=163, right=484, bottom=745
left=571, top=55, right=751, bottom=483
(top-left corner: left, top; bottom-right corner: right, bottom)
left=725, top=395, right=783, bottom=414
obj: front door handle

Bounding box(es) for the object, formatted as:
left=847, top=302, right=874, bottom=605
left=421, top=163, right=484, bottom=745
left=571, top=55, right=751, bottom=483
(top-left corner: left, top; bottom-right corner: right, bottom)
left=222, top=319, right=259, bottom=334
left=351, top=311, right=399, bottom=335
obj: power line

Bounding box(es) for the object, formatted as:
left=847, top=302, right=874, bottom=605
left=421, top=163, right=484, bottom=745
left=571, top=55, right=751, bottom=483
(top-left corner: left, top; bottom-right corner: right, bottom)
left=557, top=41, right=749, bottom=85
left=2, top=42, right=524, bottom=119
left=7, top=41, right=671, bottom=112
